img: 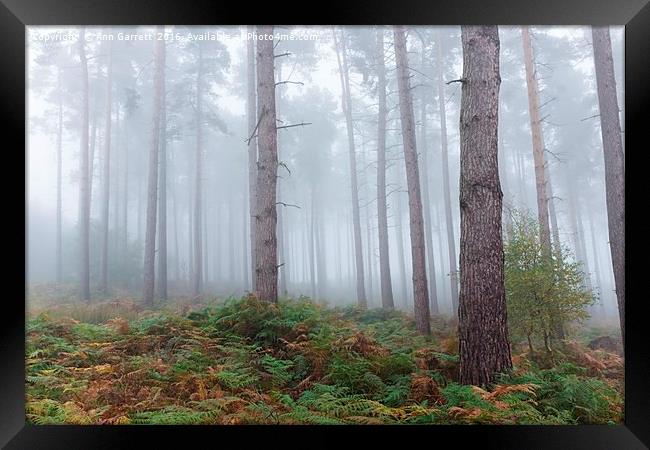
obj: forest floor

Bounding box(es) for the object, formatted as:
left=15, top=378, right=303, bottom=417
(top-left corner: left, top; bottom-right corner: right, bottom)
left=26, top=288, right=624, bottom=425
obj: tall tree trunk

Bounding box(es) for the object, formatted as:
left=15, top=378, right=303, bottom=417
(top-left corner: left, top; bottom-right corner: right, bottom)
left=88, top=97, right=98, bottom=217
left=56, top=67, right=63, bottom=283
left=192, top=43, right=204, bottom=299
left=157, top=65, right=168, bottom=301
left=546, top=167, right=561, bottom=253
left=188, top=180, right=194, bottom=288
left=436, top=31, right=460, bottom=313
left=458, top=26, right=512, bottom=386
left=122, top=113, right=129, bottom=271
left=112, top=108, right=120, bottom=254
left=394, top=26, right=431, bottom=335
left=395, top=189, right=409, bottom=310
left=229, top=190, right=236, bottom=282
left=172, top=157, right=180, bottom=283
left=375, top=28, right=394, bottom=310
left=314, top=193, right=327, bottom=300
left=333, top=28, right=367, bottom=308
left=276, top=62, right=288, bottom=297
left=576, top=203, right=593, bottom=293
left=137, top=174, right=142, bottom=245
left=100, top=41, right=113, bottom=293
left=592, top=26, right=625, bottom=345
left=247, top=27, right=258, bottom=293
left=521, top=26, right=552, bottom=252
left=309, top=189, right=317, bottom=299
left=203, top=192, right=208, bottom=289
left=142, top=27, right=165, bottom=307
left=77, top=29, right=90, bottom=301
left=588, top=211, right=605, bottom=312
left=360, top=141, right=375, bottom=306
left=241, top=179, right=249, bottom=289
left=254, top=25, right=279, bottom=303
left=418, top=55, right=440, bottom=315
left=567, top=183, right=592, bottom=291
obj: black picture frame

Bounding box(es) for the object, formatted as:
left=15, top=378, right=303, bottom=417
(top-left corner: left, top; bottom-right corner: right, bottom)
left=2, top=0, right=647, bottom=448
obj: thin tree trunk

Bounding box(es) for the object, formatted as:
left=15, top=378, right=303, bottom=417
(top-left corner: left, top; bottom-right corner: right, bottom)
left=592, top=26, right=625, bottom=345
left=88, top=98, right=98, bottom=217
left=122, top=112, right=129, bottom=270
left=546, top=167, right=561, bottom=253
left=375, top=28, right=394, bottom=310
left=309, top=189, right=317, bottom=299
left=315, top=195, right=327, bottom=301
left=188, top=179, right=193, bottom=288
left=254, top=25, right=279, bottom=303
left=192, top=42, right=204, bottom=299
left=247, top=27, right=258, bottom=292
left=576, top=201, right=594, bottom=293
left=172, top=158, right=180, bottom=283
left=418, top=61, right=440, bottom=315
left=77, top=29, right=91, bottom=302
left=242, top=180, right=249, bottom=289
left=588, top=211, right=605, bottom=312
left=157, top=65, right=168, bottom=301
left=142, top=28, right=165, bottom=307
left=100, top=41, right=113, bottom=293
left=360, top=141, right=375, bottom=306
left=436, top=31, right=460, bottom=313
left=112, top=108, right=120, bottom=255
left=567, top=183, right=592, bottom=291
left=333, top=28, right=367, bottom=308
left=56, top=67, right=63, bottom=283
left=394, top=26, right=430, bottom=335
left=395, top=189, right=409, bottom=310
left=521, top=26, right=552, bottom=252
left=458, top=26, right=512, bottom=386
left=229, top=190, right=236, bottom=282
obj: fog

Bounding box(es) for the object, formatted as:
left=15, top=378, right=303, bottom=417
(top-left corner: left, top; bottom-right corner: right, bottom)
left=26, top=25, right=623, bottom=319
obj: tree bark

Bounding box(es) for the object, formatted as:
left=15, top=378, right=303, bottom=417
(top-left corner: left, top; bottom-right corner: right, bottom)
left=254, top=25, right=279, bottom=303
left=333, top=28, right=367, bottom=308
left=100, top=40, right=113, bottom=293
left=521, top=26, right=552, bottom=253
left=592, top=26, right=625, bottom=346
left=77, top=29, right=91, bottom=302
left=458, top=26, right=512, bottom=386
left=375, top=28, right=395, bottom=310
left=142, top=28, right=165, bottom=307
left=436, top=31, right=460, bottom=313
left=394, top=26, right=431, bottom=335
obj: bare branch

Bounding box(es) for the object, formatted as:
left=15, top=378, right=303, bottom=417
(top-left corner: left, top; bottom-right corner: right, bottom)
left=276, top=201, right=301, bottom=209
left=446, top=78, right=466, bottom=85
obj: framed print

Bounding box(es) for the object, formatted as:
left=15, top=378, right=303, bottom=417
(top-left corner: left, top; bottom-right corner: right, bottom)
left=2, top=0, right=648, bottom=448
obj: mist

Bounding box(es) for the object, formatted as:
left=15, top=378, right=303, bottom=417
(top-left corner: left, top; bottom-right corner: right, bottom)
left=27, top=25, right=623, bottom=320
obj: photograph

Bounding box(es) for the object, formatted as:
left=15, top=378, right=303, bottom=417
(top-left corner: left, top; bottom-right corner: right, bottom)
left=25, top=24, right=625, bottom=426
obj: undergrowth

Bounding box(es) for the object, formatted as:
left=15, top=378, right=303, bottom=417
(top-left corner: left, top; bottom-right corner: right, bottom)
left=26, top=295, right=623, bottom=425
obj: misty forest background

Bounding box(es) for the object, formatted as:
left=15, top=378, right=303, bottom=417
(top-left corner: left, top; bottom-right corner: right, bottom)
left=25, top=25, right=625, bottom=425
